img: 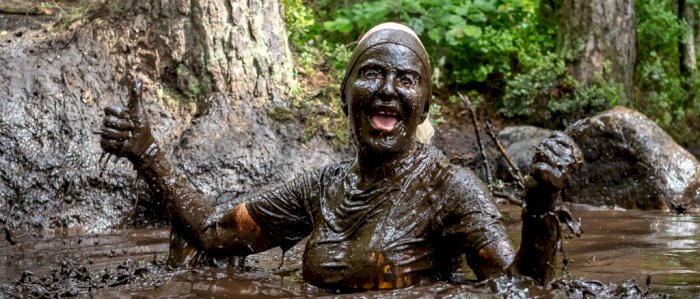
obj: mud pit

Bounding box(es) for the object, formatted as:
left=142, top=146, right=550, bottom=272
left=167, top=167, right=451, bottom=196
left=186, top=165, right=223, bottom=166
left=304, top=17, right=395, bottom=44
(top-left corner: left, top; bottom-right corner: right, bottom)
left=1, top=5, right=699, bottom=298
left=1, top=205, right=698, bottom=297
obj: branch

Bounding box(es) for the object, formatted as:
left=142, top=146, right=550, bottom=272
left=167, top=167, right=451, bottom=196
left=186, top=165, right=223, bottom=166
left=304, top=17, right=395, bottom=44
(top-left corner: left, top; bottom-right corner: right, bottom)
left=458, top=92, right=492, bottom=186
left=484, top=121, right=526, bottom=189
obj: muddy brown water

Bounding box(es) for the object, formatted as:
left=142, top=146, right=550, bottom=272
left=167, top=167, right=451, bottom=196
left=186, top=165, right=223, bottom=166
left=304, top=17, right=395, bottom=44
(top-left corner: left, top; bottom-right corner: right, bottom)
left=1, top=205, right=699, bottom=297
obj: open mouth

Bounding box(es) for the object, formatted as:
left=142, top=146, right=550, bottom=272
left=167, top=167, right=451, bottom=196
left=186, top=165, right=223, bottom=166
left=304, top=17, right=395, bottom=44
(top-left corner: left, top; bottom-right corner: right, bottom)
left=370, top=109, right=400, bottom=132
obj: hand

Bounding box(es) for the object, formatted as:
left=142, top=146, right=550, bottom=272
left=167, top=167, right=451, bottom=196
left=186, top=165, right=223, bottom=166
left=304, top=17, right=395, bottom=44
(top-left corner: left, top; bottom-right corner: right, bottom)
left=529, top=131, right=583, bottom=192
left=99, top=80, right=156, bottom=165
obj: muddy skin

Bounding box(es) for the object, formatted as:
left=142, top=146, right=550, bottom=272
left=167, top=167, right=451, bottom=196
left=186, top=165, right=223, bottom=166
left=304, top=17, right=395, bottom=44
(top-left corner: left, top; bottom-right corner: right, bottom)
left=99, top=23, right=582, bottom=292
left=512, top=131, right=584, bottom=284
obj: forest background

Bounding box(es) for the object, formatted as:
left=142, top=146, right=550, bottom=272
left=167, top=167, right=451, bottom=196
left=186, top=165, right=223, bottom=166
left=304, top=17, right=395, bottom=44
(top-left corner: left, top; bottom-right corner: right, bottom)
left=281, top=0, right=700, bottom=155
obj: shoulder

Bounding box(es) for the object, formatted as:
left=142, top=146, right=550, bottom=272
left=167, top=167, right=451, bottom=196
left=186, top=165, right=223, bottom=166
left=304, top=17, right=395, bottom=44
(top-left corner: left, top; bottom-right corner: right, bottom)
left=427, top=152, right=498, bottom=216
left=420, top=145, right=491, bottom=199
left=444, top=166, right=492, bottom=202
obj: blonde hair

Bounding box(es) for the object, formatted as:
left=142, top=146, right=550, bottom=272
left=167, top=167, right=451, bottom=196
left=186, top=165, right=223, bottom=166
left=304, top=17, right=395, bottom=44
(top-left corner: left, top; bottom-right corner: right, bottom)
left=415, top=116, right=434, bottom=144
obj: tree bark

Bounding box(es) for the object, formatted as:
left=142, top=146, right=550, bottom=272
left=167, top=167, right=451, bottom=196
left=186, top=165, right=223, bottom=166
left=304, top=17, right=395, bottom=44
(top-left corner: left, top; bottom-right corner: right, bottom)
left=559, top=0, right=636, bottom=103
left=94, top=0, right=293, bottom=110
left=679, top=0, right=696, bottom=109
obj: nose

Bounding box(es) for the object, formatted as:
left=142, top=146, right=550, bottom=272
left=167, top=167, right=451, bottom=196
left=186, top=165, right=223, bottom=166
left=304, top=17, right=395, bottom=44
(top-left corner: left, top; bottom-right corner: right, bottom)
left=378, top=73, right=397, bottom=100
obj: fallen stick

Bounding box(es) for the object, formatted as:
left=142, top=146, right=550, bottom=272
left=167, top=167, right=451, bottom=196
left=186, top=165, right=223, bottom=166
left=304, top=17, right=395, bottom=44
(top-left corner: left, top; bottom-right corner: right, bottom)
left=492, top=191, right=523, bottom=206
left=458, top=92, right=493, bottom=186
left=485, top=121, right=526, bottom=189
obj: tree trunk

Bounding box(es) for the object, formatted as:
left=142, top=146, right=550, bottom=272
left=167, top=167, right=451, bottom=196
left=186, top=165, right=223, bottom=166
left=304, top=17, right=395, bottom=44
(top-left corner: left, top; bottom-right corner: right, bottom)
left=679, top=0, right=696, bottom=109
left=94, top=0, right=337, bottom=214
left=559, top=0, right=636, bottom=103
left=96, top=0, right=293, bottom=109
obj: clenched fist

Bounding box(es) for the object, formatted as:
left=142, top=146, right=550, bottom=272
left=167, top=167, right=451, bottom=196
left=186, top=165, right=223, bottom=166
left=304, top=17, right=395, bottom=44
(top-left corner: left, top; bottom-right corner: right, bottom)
left=530, top=131, right=583, bottom=191
left=524, top=131, right=584, bottom=214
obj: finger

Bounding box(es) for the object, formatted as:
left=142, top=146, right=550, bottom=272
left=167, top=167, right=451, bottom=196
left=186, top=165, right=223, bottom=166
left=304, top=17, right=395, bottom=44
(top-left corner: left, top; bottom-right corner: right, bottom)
left=549, top=131, right=580, bottom=151
left=127, top=79, right=144, bottom=119
left=100, top=127, right=131, bottom=141
left=100, top=138, right=125, bottom=152
left=105, top=105, right=129, bottom=117
left=543, top=133, right=584, bottom=169
left=531, top=162, right=564, bottom=188
left=533, top=143, right=558, bottom=166
left=540, top=139, right=574, bottom=164
left=103, top=115, right=134, bottom=130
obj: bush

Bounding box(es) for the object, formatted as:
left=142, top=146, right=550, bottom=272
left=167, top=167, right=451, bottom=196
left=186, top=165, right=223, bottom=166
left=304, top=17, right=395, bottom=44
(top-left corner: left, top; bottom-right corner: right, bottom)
left=635, top=0, right=692, bottom=127
left=500, top=53, right=621, bottom=128
left=323, top=0, right=550, bottom=86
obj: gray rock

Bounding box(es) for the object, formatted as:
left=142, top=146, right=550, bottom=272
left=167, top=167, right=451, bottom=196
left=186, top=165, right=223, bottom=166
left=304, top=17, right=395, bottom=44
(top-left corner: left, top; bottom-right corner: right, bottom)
left=498, top=125, right=554, bottom=149
left=563, top=107, right=700, bottom=211
left=496, top=126, right=553, bottom=181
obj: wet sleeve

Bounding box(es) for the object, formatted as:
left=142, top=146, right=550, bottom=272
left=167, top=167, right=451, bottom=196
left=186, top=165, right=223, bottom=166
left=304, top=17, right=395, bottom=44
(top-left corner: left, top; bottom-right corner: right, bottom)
left=245, top=168, right=322, bottom=251
left=438, top=169, right=510, bottom=255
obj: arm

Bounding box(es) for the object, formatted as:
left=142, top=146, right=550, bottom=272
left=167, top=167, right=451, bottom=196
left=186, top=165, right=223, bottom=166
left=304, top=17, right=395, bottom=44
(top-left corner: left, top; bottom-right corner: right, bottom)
left=446, top=132, right=581, bottom=284
left=139, top=146, right=274, bottom=255
left=99, top=80, right=274, bottom=256
left=510, top=131, right=583, bottom=284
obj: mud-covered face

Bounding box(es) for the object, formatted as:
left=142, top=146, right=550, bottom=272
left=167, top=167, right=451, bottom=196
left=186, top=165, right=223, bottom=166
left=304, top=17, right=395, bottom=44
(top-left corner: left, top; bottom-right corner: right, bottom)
left=344, top=43, right=429, bottom=156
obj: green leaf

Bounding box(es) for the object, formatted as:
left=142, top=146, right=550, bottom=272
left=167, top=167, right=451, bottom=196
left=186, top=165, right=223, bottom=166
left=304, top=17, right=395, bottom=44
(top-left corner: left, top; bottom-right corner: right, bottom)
left=409, top=18, right=425, bottom=36
left=468, top=11, right=487, bottom=23
left=454, top=2, right=472, bottom=16
left=404, top=1, right=427, bottom=14
left=428, top=27, right=442, bottom=43
left=473, top=0, right=496, bottom=12
left=463, top=24, right=482, bottom=38
left=323, top=17, right=353, bottom=33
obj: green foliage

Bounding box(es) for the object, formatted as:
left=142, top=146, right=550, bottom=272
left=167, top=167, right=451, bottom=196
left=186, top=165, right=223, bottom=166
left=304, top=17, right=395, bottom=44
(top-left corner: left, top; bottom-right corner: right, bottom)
left=323, top=0, right=550, bottom=85
left=282, top=0, right=353, bottom=148
left=500, top=53, right=620, bottom=128
left=635, top=0, right=692, bottom=128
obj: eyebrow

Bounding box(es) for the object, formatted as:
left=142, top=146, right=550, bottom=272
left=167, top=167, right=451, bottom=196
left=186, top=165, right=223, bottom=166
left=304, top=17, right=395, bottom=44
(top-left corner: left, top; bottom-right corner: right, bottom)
left=358, top=59, right=422, bottom=74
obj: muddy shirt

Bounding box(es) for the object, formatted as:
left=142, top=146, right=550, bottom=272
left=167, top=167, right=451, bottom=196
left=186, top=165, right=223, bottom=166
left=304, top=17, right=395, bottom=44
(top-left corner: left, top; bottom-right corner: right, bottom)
left=245, top=144, right=508, bottom=290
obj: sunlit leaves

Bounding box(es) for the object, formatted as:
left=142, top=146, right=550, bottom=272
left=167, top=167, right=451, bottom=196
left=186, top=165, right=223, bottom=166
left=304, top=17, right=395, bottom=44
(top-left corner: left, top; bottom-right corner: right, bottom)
left=321, top=0, right=549, bottom=86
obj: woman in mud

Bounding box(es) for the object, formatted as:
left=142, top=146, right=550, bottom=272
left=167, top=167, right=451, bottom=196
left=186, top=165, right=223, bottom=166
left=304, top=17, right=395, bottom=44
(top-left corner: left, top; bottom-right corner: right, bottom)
left=100, top=23, right=583, bottom=290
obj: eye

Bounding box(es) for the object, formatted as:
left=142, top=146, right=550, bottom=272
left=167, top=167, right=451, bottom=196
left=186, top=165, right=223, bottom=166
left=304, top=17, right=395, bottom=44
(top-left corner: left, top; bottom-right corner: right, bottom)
left=361, top=68, right=382, bottom=80
left=398, top=74, right=417, bottom=88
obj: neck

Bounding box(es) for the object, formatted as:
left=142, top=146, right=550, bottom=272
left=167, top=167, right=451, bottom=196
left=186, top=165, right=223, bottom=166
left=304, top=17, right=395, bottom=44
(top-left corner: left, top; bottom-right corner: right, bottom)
left=352, top=142, right=421, bottom=189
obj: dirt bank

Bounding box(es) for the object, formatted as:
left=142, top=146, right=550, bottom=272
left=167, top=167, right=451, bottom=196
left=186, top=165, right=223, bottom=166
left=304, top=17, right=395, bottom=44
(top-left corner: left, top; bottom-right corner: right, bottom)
left=0, top=4, right=339, bottom=232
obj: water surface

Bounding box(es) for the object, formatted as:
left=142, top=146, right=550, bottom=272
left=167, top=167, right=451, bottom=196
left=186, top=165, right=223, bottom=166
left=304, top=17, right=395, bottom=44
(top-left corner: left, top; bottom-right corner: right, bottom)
left=1, top=205, right=698, bottom=297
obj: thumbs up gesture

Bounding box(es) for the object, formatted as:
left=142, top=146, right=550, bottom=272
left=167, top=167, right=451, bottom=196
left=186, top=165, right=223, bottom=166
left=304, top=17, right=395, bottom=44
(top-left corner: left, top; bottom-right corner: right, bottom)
left=100, top=80, right=156, bottom=165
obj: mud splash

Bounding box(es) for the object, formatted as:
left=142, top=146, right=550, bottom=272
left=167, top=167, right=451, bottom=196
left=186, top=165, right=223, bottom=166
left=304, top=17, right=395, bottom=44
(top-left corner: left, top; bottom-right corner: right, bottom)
left=1, top=205, right=697, bottom=297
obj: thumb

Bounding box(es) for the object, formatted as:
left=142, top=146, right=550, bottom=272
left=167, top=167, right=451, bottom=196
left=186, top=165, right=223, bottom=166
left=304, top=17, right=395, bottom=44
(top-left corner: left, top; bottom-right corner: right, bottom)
left=127, top=79, right=144, bottom=119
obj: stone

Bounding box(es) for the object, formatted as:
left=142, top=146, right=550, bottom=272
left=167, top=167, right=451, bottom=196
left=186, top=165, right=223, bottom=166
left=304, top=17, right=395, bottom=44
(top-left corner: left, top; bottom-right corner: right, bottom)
left=496, top=126, right=553, bottom=181
left=563, top=106, right=700, bottom=211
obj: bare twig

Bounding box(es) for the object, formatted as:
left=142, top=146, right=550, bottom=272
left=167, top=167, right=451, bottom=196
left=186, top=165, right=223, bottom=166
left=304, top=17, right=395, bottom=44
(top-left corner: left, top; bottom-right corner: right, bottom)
left=458, top=92, right=492, bottom=186
left=492, top=191, right=523, bottom=206
left=485, top=121, right=526, bottom=189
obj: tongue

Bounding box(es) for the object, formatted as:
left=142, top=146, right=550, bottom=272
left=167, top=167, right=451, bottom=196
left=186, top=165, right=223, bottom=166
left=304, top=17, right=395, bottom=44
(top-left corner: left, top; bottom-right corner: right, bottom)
left=371, top=114, right=398, bottom=131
